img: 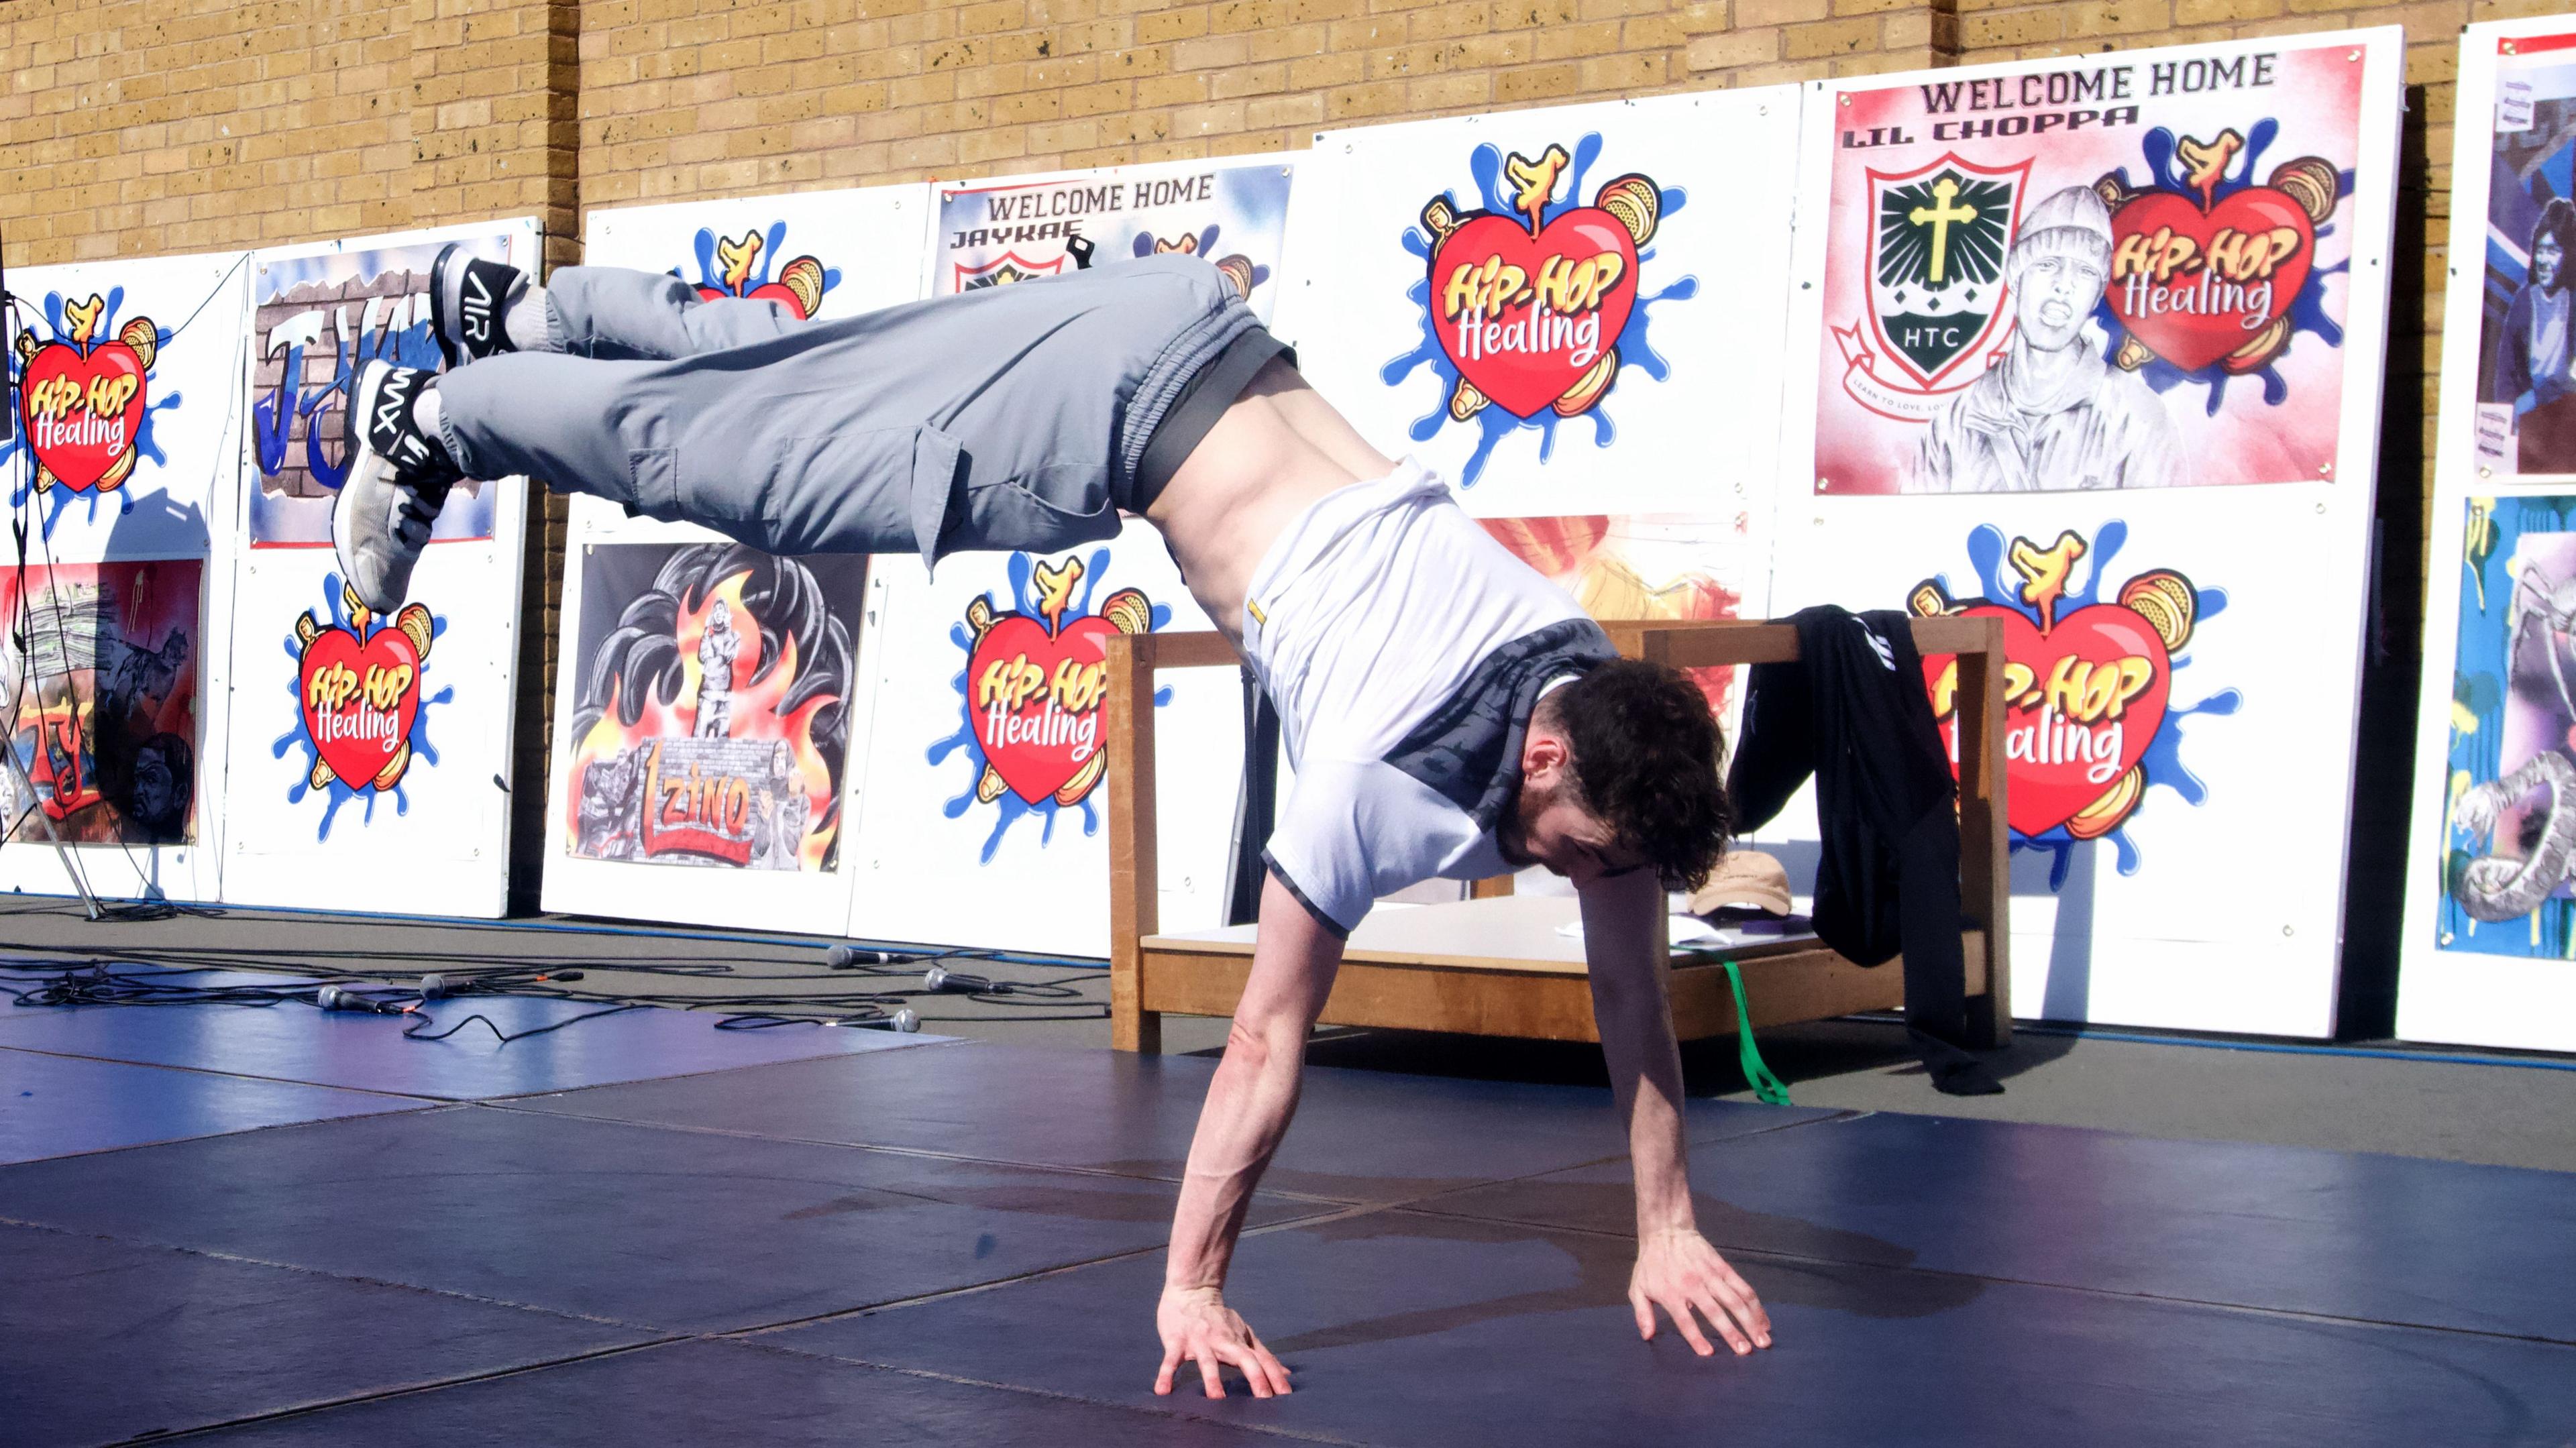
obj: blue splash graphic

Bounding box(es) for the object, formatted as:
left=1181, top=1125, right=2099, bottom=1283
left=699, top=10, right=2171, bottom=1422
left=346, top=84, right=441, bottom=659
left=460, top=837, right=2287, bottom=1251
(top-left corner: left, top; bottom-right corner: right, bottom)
left=1931, top=521, right=2239, bottom=889
left=250, top=277, right=442, bottom=496
left=926, top=549, right=1173, bottom=864
left=269, top=575, right=453, bottom=841
left=1126, top=223, right=1272, bottom=294
left=1380, top=131, right=1697, bottom=487
left=1, top=286, right=186, bottom=537
left=681, top=222, right=842, bottom=310
left=2096, top=119, right=2351, bottom=414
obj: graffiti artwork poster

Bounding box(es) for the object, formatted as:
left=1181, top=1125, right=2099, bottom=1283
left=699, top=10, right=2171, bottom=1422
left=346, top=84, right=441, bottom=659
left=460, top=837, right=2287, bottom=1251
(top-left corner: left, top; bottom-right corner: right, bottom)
left=244, top=224, right=537, bottom=546
left=1273, top=89, right=1803, bottom=521
left=1479, top=512, right=1760, bottom=734
left=5, top=252, right=251, bottom=562
left=839, top=520, right=1242, bottom=956
left=931, top=159, right=1292, bottom=322
left=0, top=559, right=203, bottom=848
left=2399, top=493, right=2576, bottom=1050
left=1807, top=34, right=2400, bottom=496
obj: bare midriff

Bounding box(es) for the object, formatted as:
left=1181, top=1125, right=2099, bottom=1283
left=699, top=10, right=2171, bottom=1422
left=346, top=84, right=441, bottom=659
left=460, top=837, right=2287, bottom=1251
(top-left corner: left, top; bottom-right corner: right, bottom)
left=1143, top=357, right=1397, bottom=648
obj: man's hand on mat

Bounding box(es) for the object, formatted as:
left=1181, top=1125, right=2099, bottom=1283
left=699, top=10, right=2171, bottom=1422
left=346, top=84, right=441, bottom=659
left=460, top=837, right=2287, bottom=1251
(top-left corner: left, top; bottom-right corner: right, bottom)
left=1631, top=1227, right=1772, bottom=1357
left=1156, top=1284, right=1292, bottom=1399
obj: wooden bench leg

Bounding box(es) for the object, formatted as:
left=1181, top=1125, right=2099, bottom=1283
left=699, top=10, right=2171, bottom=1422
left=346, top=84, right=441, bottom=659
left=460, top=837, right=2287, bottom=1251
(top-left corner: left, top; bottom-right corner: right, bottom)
left=1112, top=958, right=1161, bottom=1054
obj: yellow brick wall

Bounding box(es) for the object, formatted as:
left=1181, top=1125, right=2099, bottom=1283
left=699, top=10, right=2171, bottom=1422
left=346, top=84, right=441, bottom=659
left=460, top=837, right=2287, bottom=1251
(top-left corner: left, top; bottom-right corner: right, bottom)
left=0, top=0, right=580, bottom=904
left=572, top=0, right=1949, bottom=210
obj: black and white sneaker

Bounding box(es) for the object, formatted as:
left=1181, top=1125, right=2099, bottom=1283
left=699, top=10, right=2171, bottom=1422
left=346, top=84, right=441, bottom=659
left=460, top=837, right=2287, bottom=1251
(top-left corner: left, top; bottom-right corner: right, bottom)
left=333, top=361, right=461, bottom=613
left=427, top=241, right=527, bottom=369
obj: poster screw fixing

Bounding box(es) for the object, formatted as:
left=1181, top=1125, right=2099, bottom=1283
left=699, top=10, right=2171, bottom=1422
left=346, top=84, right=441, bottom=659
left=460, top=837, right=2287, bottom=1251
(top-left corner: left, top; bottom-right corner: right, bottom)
left=2282, top=924, right=2294, bottom=936
left=2347, top=49, right=2360, bottom=60
left=2481, top=465, right=2494, bottom=478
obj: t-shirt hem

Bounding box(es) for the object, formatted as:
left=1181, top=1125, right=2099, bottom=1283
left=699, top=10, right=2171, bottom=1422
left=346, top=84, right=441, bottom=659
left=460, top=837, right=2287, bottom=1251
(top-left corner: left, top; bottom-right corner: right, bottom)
left=1260, top=848, right=1352, bottom=940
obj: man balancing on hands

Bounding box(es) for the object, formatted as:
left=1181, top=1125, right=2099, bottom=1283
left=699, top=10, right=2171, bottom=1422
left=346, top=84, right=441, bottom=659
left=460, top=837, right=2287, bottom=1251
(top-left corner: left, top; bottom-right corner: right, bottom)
left=341, top=241, right=1774, bottom=1396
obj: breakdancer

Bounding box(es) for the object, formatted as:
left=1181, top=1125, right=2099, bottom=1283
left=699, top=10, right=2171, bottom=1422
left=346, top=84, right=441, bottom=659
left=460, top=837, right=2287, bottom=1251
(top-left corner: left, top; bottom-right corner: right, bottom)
left=339, top=243, right=1771, bottom=1396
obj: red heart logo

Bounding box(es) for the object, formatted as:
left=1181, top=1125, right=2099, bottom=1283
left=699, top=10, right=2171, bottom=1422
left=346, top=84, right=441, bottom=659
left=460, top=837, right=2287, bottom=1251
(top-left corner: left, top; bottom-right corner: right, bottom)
left=299, top=624, right=422, bottom=791
left=19, top=340, right=146, bottom=492
left=1925, top=602, right=2169, bottom=838
left=2105, top=186, right=2312, bottom=374
left=1429, top=208, right=1638, bottom=419
left=966, top=613, right=1116, bottom=805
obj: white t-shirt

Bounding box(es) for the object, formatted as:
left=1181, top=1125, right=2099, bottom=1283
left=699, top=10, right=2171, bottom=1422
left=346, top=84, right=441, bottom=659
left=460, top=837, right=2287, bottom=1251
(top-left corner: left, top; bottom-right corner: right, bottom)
left=1238, top=459, right=1613, bottom=936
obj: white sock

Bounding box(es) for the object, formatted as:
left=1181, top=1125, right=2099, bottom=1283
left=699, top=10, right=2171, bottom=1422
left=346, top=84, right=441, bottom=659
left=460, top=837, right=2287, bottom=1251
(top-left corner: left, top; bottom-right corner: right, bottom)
left=504, top=283, right=551, bottom=353
left=413, top=382, right=443, bottom=444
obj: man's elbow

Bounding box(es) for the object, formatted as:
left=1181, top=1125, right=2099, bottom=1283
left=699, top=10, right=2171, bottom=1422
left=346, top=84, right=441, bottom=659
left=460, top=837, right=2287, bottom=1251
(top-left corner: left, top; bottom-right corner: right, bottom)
left=1223, top=1013, right=1306, bottom=1074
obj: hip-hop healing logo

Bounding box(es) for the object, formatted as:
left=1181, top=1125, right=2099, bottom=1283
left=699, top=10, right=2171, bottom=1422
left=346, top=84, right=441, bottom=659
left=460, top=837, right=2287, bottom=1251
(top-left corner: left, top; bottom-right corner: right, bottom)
left=1837, top=120, right=2345, bottom=425
left=1384, top=133, right=1695, bottom=486
left=274, top=579, right=451, bottom=840
left=681, top=223, right=837, bottom=317
left=931, top=549, right=1169, bottom=862
left=1911, top=522, right=2239, bottom=885
left=5, top=290, right=182, bottom=535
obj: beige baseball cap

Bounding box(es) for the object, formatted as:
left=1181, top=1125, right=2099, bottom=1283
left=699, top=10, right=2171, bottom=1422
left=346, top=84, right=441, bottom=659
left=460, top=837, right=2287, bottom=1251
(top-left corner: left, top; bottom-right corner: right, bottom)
left=1688, top=850, right=1792, bottom=917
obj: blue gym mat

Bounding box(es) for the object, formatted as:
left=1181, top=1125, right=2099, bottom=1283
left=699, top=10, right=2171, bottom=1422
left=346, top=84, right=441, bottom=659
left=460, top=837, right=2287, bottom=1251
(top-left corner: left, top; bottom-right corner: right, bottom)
left=0, top=987, right=934, bottom=1100
left=4, top=1017, right=2571, bottom=1446
left=0, top=1047, right=420, bottom=1164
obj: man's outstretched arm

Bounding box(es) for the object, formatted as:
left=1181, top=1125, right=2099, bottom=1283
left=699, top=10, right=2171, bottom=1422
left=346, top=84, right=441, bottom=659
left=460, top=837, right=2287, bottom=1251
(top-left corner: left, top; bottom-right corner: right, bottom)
left=1156, top=869, right=1344, bottom=1400
left=1578, top=866, right=1774, bottom=1357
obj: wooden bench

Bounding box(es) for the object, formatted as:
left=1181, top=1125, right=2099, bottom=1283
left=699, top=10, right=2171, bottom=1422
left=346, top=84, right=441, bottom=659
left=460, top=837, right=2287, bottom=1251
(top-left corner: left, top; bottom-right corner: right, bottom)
left=1104, top=617, right=2011, bottom=1055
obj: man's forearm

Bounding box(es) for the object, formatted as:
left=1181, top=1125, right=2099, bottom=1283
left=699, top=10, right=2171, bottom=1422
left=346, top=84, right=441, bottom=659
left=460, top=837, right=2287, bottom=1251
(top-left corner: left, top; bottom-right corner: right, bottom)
left=1580, top=870, right=1697, bottom=1236
left=1164, top=871, right=1344, bottom=1293
left=1165, top=1021, right=1305, bottom=1290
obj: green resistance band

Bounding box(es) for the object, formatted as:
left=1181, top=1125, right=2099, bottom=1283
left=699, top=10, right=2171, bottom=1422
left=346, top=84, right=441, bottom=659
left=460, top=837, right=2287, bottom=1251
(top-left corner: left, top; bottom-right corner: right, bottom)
left=1716, top=956, right=1791, bottom=1107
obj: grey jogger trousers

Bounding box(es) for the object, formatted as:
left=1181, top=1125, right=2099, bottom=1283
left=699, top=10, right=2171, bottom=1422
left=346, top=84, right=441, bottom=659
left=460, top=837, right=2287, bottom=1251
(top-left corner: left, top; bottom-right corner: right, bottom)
left=433, top=254, right=1261, bottom=562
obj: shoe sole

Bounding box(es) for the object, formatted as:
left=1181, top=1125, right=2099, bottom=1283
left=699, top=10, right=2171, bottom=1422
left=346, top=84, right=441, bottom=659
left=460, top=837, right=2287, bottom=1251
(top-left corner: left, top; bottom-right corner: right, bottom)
left=334, top=362, right=409, bottom=613
left=427, top=243, right=467, bottom=371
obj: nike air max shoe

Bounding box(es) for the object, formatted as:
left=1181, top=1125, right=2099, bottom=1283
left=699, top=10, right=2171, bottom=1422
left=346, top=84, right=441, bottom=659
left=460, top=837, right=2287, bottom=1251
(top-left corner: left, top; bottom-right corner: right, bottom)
left=333, top=361, right=460, bottom=613
left=428, top=241, right=527, bottom=368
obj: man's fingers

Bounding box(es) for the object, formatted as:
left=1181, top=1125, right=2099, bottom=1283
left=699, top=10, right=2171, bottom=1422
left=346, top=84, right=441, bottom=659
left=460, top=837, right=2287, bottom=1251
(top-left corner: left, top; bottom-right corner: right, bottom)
left=1715, top=1271, right=1774, bottom=1347
left=1690, top=1287, right=1753, bottom=1355
left=1630, top=1288, right=1656, bottom=1342
left=1155, top=1339, right=1183, bottom=1396
left=1249, top=1337, right=1293, bottom=1396
left=1662, top=1294, right=1717, bottom=1357
left=1199, top=1352, right=1226, bottom=1400
left=1224, top=1342, right=1275, bottom=1399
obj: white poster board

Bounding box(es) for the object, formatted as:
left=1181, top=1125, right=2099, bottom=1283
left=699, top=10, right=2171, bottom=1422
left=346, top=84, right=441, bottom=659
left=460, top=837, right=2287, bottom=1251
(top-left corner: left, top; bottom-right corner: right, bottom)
left=2, top=250, right=250, bottom=903
left=828, top=158, right=1295, bottom=953
left=1772, top=32, right=2405, bottom=1036
left=840, top=520, right=1244, bottom=956
left=2399, top=19, right=2576, bottom=1052
left=1271, top=91, right=1801, bottom=746
left=218, top=220, right=541, bottom=917
left=541, top=184, right=930, bottom=934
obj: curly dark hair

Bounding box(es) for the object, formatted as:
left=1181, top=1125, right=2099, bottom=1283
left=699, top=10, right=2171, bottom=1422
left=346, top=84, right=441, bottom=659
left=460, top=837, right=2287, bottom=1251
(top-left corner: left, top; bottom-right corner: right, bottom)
left=1536, top=658, right=1732, bottom=889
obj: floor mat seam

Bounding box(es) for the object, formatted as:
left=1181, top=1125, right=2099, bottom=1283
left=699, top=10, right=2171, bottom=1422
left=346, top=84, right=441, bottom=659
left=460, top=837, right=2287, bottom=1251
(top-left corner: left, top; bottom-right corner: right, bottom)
left=0, top=1213, right=663, bottom=1333
left=739, top=1337, right=1386, bottom=1447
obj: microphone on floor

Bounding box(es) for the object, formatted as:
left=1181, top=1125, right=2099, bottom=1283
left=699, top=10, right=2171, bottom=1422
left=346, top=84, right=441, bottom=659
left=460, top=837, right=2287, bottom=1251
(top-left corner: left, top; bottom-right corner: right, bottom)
left=316, top=984, right=405, bottom=1015
left=922, top=965, right=1000, bottom=995
left=825, top=944, right=893, bottom=968
left=841, top=1008, right=918, bottom=1033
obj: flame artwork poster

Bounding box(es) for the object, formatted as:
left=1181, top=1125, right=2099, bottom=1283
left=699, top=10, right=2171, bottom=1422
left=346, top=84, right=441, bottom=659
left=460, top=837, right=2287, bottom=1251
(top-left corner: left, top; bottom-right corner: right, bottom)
left=561, top=543, right=863, bottom=875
